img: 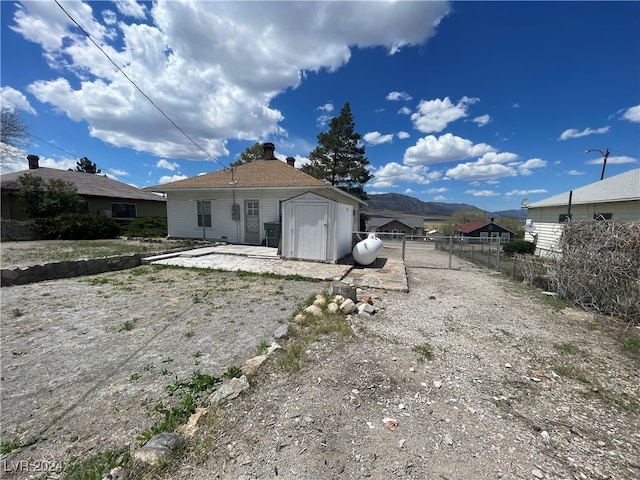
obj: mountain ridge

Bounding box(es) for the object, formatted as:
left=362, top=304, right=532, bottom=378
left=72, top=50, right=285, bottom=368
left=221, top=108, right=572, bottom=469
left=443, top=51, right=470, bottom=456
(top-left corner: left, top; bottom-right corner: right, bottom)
left=363, top=193, right=526, bottom=220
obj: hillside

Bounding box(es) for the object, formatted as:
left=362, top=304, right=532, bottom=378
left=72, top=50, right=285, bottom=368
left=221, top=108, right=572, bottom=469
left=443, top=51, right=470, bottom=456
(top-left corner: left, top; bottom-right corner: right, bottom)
left=363, top=193, right=526, bottom=220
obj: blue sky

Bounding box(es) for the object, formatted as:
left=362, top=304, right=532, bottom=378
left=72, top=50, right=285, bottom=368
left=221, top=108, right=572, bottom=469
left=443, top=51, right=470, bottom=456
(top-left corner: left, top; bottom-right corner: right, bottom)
left=1, top=1, right=638, bottom=212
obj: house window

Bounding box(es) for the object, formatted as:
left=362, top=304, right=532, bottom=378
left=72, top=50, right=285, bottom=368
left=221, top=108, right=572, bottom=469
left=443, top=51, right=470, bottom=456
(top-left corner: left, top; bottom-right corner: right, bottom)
left=558, top=213, right=572, bottom=222
left=246, top=201, right=259, bottom=216
left=197, top=200, right=212, bottom=227
left=593, top=213, right=613, bottom=220
left=111, top=203, right=136, bottom=218
left=501, top=232, right=510, bottom=243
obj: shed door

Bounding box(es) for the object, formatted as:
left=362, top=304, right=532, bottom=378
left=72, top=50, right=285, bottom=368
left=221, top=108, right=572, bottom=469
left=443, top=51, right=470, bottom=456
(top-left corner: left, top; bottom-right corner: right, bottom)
left=294, top=203, right=328, bottom=261
left=244, top=200, right=260, bottom=244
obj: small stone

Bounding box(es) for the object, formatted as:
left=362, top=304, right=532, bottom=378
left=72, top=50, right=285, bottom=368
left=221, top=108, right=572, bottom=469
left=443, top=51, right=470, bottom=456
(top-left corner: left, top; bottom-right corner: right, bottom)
left=305, top=304, right=322, bottom=316
left=327, top=302, right=339, bottom=313
left=433, top=380, right=443, bottom=389
left=597, top=440, right=606, bottom=447
left=273, top=325, right=289, bottom=339
left=504, top=363, right=512, bottom=368
left=339, top=298, right=357, bottom=314
left=530, top=377, right=542, bottom=382
left=398, top=438, right=406, bottom=448
left=532, top=468, right=544, bottom=478
left=360, top=294, right=373, bottom=304
left=134, top=433, right=184, bottom=465
left=241, top=355, right=268, bottom=375
left=541, top=431, right=550, bottom=442
left=443, top=435, right=453, bottom=446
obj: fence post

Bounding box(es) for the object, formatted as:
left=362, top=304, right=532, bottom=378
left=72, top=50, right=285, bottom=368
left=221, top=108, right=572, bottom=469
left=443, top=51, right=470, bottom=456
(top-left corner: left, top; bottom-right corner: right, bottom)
left=448, top=236, right=453, bottom=269
left=496, top=236, right=501, bottom=270
left=402, top=234, right=406, bottom=261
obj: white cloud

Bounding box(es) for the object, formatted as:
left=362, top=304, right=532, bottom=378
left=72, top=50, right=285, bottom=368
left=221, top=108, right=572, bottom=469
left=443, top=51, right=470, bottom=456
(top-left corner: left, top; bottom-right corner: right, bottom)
left=1, top=86, right=37, bottom=114
left=386, top=91, right=412, bottom=101
left=159, top=174, right=188, bottom=184
left=398, top=106, right=412, bottom=115
left=157, top=159, right=180, bottom=171
left=363, top=131, right=394, bottom=145
left=433, top=194, right=447, bottom=201
left=585, top=155, right=637, bottom=165
left=566, top=170, right=585, bottom=175
left=397, top=131, right=410, bottom=139
left=622, top=105, right=640, bottom=123
left=446, top=163, right=517, bottom=182
left=370, top=162, right=442, bottom=188
left=316, top=103, right=334, bottom=112
left=472, top=114, right=490, bottom=127
left=512, top=103, right=520, bottom=109
left=113, top=0, right=148, bottom=19
left=107, top=168, right=128, bottom=176
left=465, top=189, right=499, bottom=197
left=404, top=133, right=494, bottom=166
left=411, top=96, right=479, bottom=133
left=516, top=158, right=547, bottom=175
left=558, top=126, right=610, bottom=140
left=10, top=1, right=450, bottom=162
left=505, top=189, right=547, bottom=197
left=424, top=187, right=447, bottom=194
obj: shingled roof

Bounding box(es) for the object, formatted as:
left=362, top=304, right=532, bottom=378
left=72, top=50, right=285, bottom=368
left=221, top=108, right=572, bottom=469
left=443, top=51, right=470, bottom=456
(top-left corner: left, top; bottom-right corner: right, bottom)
left=1, top=168, right=166, bottom=202
left=146, top=159, right=328, bottom=191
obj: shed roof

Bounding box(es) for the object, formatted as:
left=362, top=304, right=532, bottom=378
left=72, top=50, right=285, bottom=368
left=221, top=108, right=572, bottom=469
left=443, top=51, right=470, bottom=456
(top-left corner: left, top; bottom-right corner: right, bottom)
left=456, top=220, right=515, bottom=234
left=528, top=168, right=640, bottom=208
left=0, top=168, right=166, bottom=202
left=368, top=216, right=424, bottom=229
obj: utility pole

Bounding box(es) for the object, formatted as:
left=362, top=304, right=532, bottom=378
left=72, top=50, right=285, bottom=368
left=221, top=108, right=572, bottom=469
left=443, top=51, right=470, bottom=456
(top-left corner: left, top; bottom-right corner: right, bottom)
left=585, top=148, right=610, bottom=180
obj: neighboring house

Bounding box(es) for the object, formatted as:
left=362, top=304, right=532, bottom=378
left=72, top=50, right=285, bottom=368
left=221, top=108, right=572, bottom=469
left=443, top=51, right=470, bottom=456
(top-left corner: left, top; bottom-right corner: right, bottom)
left=525, top=168, right=640, bottom=256
left=455, top=218, right=515, bottom=243
left=368, top=217, right=424, bottom=239
left=145, top=143, right=365, bottom=263
left=1, top=156, right=166, bottom=222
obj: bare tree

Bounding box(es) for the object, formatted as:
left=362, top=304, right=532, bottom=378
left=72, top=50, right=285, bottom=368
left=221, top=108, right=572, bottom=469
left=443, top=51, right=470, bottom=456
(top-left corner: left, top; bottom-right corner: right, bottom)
left=0, top=109, right=30, bottom=159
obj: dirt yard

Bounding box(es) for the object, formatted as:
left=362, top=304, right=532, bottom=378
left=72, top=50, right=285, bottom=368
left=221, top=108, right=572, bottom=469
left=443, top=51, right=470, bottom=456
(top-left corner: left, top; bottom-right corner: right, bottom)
left=1, top=246, right=639, bottom=479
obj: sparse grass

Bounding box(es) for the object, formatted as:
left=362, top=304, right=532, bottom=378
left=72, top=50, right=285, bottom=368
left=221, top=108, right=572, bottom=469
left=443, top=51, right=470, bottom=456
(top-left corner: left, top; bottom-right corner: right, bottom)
left=1, top=438, right=20, bottom=457
left=59, top=445, right=129, bottom=480
left=413, top=343, right=434, bottom=361
left=499, top=328, right=513, bottom=337
left=618, top=333, right=640, bottom=359
left=118, top=320, right=136, bottom=332
left=552, top=364, right=590, bottom=384
left=11, top=308, right=24, bottom=317
left=275, top=292, right=353, bottom=373
left=256, top=340, right=270, bottom=354
left=223, top=366, right=242, bottom=379
left=0, top=239, right=193, bottom=267
left=553, top=342, right=585, bottom=356
left=184, top=331, right=194, bottom=338
left=129, top=373, right=141, bottom=382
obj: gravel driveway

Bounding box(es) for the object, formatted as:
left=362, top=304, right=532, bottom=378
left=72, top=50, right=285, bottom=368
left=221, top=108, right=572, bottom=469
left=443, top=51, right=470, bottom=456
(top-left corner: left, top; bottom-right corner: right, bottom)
left=1, top=246, right=639, bottom=480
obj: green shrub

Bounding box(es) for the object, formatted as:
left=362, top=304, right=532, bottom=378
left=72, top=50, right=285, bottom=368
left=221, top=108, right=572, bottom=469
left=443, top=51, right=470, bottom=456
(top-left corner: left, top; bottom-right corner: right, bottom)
left=123, top=216, right=167, bottom=238
left=503, top=239, right=536, bottom=255
left=33, top=214, right=121, bottom=240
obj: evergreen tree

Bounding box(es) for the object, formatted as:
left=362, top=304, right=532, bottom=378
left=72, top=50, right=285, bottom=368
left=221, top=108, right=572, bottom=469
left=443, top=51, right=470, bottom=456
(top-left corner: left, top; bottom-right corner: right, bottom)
left=74, top=157, right=101, bottom=174
left=302, top=102, right=373, bottom=201
left=17, top=174, right=85, bottom=218
left=231, top=142, right=263, bottom=166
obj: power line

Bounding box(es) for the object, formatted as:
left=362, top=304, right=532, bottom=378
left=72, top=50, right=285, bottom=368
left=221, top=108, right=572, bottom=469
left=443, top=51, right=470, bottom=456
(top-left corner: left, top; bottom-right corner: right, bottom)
left=25, top=131, right=78, bottom=158
left=54, top=0, right=228, bottom=171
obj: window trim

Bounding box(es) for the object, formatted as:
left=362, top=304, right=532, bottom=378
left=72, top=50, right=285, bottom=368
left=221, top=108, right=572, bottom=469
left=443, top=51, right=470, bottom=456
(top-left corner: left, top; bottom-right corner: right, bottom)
left=196, top=200, right=212, bottom=228
left=111, top=202, right=137, bottom=219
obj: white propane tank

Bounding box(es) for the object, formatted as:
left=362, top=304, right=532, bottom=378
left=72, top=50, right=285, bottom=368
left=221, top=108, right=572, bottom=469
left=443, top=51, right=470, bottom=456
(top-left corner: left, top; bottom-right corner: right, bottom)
left=352, top=233, right=383, bottom=266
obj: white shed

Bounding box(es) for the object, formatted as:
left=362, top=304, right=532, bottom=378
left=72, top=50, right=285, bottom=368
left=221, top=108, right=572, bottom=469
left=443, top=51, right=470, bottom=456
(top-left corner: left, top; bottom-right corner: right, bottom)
left=281, top=192, right=354, bottom=263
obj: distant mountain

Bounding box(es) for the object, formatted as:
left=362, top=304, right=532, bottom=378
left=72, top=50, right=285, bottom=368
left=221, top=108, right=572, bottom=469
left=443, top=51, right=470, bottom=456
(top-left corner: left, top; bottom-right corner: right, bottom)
left=363, top=193, right=526, bottom=220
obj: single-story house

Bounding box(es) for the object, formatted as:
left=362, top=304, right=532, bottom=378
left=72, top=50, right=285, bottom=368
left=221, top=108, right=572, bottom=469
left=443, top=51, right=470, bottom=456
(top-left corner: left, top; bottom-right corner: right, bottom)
left=525, top=168, right=640, bottom=256
left=368, top=217, right=424, bottom=239
left=145, top=143, right=365, bottom=263
left=0, top=155, right=167, bottom=221
left=455, top=218, right=515, bottom=243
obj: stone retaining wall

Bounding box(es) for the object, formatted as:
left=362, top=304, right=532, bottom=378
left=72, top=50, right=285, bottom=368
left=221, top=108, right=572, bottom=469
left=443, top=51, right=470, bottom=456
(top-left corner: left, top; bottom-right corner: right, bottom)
left=1, top=254, right=145, bottom=287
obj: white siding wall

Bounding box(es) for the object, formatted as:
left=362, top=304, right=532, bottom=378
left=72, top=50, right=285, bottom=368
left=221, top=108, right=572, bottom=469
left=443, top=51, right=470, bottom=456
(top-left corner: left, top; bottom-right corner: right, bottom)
left=167, top=189, right=286, bottom=242
left=526, top=199, right=640, bottom=256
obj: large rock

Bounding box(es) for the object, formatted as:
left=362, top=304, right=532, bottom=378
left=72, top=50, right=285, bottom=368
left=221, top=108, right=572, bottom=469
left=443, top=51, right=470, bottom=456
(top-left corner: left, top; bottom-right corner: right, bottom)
left=328, top=282, right=357, bottom=302
left=209, top=375, right=249, bottom=405
left=133, top=433, right=184, bottom=465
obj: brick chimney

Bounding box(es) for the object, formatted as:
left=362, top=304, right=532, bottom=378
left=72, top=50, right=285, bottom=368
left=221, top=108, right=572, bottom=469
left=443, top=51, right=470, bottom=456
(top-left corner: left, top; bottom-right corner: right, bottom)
left=262, top=142, right=275, bottom=160
left=27, top=154, right=40, bottom=169
left=286, top=156, right=295, bottom=167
